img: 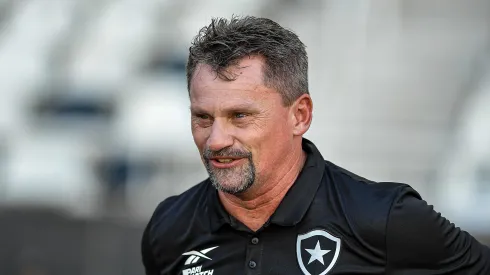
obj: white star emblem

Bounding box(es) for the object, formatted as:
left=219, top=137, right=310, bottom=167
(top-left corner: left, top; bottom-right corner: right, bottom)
left=305, top=240, right=331, bottom=265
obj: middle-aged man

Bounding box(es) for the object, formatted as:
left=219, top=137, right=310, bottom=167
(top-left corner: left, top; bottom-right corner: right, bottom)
left=141, top=16, right=490, bottom=275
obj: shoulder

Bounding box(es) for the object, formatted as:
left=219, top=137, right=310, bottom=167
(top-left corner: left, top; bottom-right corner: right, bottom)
left=321, top=161, right=418, bottom=250
left=148, top=179, right=211, bottom=237
left=143, top=180, right=212, bottom=267
left=323, top=160, right=417, bottom=211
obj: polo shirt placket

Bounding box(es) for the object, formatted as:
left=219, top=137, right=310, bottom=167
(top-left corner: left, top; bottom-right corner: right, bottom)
left=245, top=234, right=261, bottom=274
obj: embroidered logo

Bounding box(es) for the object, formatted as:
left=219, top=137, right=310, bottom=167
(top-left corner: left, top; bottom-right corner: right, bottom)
left=297, top=230, right=341, bottom=275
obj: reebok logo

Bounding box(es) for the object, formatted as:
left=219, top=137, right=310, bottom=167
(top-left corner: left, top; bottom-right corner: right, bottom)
left=181, top=246, right=218, bottom=275
left=182, top=246, right=218, bottom=265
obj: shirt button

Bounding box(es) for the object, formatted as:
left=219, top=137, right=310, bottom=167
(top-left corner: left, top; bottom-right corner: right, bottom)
left=251, top=237, right=259, bottom=245
left=248, top=260, right=257, bottom=269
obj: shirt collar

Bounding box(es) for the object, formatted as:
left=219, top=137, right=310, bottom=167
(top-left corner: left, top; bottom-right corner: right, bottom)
left=208, top=138, right=326, bottom=232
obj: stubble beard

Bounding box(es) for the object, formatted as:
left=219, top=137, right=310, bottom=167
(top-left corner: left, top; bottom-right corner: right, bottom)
left=203, top=150, right=256, bottom=195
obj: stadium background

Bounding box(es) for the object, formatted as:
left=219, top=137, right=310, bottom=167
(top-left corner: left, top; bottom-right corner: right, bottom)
left=0, top=0, right=489, bottom=274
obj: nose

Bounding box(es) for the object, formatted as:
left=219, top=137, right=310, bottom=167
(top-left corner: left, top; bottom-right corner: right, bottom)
left=206, top=119, right=234, bottom=152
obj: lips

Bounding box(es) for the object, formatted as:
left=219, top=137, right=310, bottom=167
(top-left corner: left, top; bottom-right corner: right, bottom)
left=209, top=157, right=246, bottom=168
left=215, top=158, right=234, bottom=163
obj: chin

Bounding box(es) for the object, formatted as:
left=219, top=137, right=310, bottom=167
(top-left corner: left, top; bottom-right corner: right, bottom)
left=213, top=181, right=253, bottom=195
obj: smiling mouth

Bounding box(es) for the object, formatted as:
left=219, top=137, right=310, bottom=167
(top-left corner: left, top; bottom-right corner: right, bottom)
left=215, top=159, right=234, bottom=163
left=208, top=158, right=246, bottom=168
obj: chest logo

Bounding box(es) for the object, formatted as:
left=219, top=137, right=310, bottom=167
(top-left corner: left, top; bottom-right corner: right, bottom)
left=296, top=229, right=341, bottom=275
left=182, top=246, right=218, bottom=265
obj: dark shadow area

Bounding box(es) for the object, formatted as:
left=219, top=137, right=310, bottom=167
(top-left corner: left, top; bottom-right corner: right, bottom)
left=0, top=208, right=145, bottom=275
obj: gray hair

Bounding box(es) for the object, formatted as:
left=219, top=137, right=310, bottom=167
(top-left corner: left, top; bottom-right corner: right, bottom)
left=186, top=16, right=309, bottom=106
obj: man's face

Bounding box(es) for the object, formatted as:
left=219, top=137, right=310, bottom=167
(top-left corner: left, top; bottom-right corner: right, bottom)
left=189, top=56, right=295, bottom=194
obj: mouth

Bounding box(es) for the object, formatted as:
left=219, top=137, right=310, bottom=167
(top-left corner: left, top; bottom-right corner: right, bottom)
left=214, top=158, right=234, bottom=163
left=209, top=157, right=246, bottom=168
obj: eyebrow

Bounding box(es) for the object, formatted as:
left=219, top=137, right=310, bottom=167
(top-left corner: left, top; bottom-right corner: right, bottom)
left=190, top=103, right=259, bottom=114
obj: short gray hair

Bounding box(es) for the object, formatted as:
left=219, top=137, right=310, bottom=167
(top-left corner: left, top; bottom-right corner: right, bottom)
left=186, top=16, right=309, bottom=106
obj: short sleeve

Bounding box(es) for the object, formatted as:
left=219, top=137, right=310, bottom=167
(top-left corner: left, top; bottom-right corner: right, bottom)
left=386, top=188, right=490, bottom=274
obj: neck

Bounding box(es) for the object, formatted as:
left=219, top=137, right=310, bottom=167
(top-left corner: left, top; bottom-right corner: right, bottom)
left=218, top=144, right=306, bottom=232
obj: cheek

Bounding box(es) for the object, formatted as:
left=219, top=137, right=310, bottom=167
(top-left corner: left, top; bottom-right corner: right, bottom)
left=264, top=112, right=292, bottom=140
left=191, top=126, right=208, bottom=149
left=251, top=118, right=292, bottom=165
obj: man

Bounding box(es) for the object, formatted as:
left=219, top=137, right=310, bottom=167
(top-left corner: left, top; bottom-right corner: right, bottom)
left=141, top=16, right=490, bottom=275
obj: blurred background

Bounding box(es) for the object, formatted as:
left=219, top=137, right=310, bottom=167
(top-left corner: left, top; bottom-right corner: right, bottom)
left=0, top=0, right=489, bottom=274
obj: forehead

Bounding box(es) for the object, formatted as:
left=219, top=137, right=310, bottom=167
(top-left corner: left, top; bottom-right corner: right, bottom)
left=189, top=56, right=276, bottom=104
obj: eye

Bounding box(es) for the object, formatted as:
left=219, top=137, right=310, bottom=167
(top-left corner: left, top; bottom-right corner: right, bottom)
left=192, top=113, right=213, bottom=127
left=234, top=113, right=248, bottom=119
left=196, top=114, right=211, bottom=120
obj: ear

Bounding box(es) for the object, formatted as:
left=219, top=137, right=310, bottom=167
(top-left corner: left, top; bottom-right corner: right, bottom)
left=290, top=94, right=313, bottom=136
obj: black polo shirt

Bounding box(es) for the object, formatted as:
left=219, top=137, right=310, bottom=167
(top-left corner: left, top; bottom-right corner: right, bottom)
left=142, top=139, right=490, bottom=275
